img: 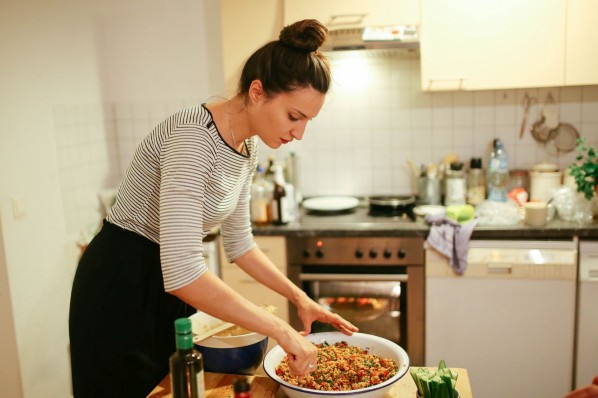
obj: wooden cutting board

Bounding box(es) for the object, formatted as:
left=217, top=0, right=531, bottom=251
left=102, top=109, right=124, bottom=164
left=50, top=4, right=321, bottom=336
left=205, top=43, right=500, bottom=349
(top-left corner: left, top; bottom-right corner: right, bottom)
left=148, top=368, right=473, bottom=398
left=147, top=372, right=279, bottom=398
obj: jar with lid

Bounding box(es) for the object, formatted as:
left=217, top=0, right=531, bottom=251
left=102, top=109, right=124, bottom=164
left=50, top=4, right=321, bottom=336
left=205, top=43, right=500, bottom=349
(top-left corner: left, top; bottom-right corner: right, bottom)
left=466, top=157, right=485, bottom=206
left=250, top=165, right=272, bottom=226
left=444, top=162, right=466, bottom=205
left=507, top=169, right=530, bottom=206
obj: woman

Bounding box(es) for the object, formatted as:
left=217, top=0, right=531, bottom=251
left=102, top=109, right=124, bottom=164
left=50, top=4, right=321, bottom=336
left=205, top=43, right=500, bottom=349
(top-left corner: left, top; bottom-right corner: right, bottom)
left=69, top=19, right=358, bottom=397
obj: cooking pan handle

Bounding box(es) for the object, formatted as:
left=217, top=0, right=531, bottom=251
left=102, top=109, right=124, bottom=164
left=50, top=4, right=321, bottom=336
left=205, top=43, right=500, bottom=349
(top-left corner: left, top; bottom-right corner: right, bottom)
left=299, top=273, right=408, bottom=282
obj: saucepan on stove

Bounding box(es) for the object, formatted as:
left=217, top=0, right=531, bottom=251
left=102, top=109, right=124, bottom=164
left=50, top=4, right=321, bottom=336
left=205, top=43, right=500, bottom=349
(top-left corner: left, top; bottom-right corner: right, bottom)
left=368, top=195, right=416, bottom=219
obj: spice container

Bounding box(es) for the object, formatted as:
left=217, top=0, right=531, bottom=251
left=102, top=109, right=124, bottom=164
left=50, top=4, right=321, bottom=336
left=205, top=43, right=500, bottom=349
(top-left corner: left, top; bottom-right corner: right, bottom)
left=507, top=169, right=530, bottom=206
left=466, top=157, right=485, bottom=206
left=444, top=162, right=466, bottom=206
left=233, top=376, right=251, bottom=398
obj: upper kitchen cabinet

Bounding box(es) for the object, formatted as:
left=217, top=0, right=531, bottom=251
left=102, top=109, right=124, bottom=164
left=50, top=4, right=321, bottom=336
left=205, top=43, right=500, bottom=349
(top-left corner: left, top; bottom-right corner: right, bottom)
left=220, top=0, right=283, bottom=95
left=420, top=0, right=567, bottom=91
left=284, top=0, right=419, bottom=28
left=565, top=0, right=598, bottom=86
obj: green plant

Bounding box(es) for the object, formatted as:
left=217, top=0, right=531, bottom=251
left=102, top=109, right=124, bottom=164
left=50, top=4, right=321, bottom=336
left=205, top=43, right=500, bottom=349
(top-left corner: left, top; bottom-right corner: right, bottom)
left=569, top=138, right=598, bottom=200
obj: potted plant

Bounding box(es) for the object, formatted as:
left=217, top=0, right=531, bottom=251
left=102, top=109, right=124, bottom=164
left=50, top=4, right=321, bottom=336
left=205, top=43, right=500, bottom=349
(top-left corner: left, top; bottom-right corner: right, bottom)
left=568, top=138, right=598, bottom=200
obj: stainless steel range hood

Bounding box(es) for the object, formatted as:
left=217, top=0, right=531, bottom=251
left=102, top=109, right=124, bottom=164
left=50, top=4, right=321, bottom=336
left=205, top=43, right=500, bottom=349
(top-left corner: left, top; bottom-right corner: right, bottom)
left=322, top=25, right=419, bottom=52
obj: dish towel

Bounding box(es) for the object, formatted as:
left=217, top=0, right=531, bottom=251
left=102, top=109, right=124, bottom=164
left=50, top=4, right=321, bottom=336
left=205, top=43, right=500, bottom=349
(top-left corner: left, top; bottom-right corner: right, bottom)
left=425, top=213, right=479, bottom=274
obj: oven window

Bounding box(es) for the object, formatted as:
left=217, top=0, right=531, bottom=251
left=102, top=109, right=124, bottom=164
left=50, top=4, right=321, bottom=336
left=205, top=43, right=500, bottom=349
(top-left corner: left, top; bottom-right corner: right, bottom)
left=304, top=280, right=407, bottom=347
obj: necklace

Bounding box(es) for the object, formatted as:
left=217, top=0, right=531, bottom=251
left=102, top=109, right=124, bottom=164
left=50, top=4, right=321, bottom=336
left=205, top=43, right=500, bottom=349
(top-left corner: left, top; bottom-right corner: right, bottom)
left=226, top=100, right=238, bottom=149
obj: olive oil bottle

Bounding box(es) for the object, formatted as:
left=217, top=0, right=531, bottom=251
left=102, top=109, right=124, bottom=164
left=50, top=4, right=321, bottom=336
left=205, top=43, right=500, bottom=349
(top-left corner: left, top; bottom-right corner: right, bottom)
left=169, top=318, right=205, bottom=398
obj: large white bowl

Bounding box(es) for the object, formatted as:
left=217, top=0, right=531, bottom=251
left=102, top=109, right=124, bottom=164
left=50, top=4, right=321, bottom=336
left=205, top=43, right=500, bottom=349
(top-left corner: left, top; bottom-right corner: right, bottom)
left=263, top=332, right=409, bottom=398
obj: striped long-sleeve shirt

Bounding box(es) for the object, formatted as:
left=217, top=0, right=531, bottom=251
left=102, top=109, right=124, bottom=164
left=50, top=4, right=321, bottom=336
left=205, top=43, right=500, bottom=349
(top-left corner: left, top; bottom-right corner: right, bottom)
left=107, top=104, right=258, bottom=291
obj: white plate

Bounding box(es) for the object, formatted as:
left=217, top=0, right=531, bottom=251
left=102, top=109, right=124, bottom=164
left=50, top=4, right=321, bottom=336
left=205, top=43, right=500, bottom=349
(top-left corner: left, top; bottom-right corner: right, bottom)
left=302, top=196, right=359, bottom=212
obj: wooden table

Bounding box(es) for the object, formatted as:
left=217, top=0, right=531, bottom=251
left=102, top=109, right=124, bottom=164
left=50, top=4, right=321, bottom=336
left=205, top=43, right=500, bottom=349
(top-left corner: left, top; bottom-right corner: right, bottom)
left=148, top=368, right=472, bottom=398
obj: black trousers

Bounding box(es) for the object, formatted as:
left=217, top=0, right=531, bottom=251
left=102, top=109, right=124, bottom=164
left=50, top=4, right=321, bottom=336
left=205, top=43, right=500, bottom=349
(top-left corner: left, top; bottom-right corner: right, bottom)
left=69, top=221, right=194, bottom=398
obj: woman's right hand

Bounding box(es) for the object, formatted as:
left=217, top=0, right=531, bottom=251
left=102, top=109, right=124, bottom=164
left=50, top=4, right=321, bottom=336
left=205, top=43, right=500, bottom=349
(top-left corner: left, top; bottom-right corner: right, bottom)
left=564, top=376, right=598, bottom=398
left=276, top=326, right=318, bottom=376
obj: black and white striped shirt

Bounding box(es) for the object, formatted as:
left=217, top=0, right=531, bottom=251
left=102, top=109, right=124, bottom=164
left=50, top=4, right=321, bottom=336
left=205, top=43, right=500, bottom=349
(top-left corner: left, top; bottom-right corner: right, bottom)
left=107, top=104, right=258, bottom=291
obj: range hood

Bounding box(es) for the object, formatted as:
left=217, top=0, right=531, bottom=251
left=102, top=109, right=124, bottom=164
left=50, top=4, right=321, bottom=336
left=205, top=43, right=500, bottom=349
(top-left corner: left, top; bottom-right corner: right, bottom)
left=322, top=25, right=419, bottom=52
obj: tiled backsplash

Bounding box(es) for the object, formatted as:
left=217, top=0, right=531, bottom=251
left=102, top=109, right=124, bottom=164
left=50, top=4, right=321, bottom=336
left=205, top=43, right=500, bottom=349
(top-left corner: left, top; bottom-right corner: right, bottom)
left=54, top=53, right=598, bottom=233
left=261, top=51, right=598, bottom=197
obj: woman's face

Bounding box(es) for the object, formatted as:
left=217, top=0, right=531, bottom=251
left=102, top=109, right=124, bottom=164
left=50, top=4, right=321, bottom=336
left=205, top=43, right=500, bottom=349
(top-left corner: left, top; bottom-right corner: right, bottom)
left=249, top=83, right=326, bottom=149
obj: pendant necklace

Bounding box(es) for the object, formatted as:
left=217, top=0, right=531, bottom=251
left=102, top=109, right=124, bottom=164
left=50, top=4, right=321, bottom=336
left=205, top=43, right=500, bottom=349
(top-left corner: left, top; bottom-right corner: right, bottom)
left=226, top=100, right=239, bottom=149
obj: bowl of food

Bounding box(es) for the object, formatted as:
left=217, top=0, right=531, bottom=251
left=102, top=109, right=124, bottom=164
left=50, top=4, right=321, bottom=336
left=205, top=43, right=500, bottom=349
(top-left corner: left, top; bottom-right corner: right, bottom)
left=263, top=332, right=409, bottom=397
left=190, top=311, right=268, bottom=375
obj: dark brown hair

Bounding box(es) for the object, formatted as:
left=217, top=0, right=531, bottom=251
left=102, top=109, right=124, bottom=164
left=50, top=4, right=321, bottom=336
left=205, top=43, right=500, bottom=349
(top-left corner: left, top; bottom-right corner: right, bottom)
left=237, top=19, right=331, bottom=97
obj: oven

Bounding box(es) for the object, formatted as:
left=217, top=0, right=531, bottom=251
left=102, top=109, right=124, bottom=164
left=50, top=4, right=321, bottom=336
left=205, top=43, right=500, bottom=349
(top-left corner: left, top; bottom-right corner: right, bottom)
left=287, top=235, right=425, bottom=365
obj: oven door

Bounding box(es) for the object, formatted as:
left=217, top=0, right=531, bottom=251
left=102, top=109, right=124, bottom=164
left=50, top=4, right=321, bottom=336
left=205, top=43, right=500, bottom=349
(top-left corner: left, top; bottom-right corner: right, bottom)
left=299, top=266, right=408, bottom=348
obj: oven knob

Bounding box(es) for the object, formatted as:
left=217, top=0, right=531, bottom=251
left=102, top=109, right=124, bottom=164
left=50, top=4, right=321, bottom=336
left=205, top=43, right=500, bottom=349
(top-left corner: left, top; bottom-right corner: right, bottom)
left=398, top=249, right=407, bottom=259
left=355, top=249, right=364, bottom=259
left=369, top=249, right=378, bottom=258
left=316, top=249, right=324, bottom=258
left=302, top=249, right=310, bottom=258
left=384, top=248, right=392, bottom=258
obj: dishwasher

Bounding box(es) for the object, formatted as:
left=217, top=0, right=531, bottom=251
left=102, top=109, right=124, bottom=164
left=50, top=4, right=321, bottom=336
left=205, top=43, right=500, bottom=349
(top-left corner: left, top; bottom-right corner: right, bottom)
left=426, top=239, right=577, bottom=398
left=576, top=241, right=598, bottom=389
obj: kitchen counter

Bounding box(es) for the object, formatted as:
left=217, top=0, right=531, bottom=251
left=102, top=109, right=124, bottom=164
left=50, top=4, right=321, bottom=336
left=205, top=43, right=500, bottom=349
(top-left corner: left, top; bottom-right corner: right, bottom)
left=251, top=206, right=598, bottom=239
left=148, top=368, right=473, bottom=397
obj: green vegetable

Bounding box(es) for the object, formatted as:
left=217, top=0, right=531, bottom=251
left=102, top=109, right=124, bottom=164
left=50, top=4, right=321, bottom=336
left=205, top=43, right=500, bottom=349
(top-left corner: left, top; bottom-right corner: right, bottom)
left=410, top=360, right=459, bottom=398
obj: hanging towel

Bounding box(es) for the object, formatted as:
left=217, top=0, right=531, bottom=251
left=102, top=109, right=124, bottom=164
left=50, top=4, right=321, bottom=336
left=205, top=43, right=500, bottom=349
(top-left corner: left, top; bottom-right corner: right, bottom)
left=425, top=213, right=479, bottom=274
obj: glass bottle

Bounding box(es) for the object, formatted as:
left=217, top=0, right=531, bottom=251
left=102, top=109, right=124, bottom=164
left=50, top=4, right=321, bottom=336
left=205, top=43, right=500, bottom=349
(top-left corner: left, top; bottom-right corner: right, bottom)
left=169, top=318, right=205, bottom=398
left=487, top=139, right=509, bottom=202
left=233, top=376, right=252, bottom=398
left=250, top=166, right=272, bottom=226
left=467, top=157, right=485, bottom=206
left=270, top=164, right=290, bottom=225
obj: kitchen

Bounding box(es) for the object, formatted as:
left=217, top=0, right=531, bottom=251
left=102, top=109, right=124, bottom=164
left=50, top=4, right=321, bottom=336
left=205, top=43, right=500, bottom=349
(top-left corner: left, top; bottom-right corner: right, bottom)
left=1, top=0, right=598, bottom=397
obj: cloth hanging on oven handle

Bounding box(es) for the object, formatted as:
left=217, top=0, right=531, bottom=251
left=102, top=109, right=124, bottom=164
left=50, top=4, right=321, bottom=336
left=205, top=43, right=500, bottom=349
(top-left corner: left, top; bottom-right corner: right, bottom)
left=299, top=273, right=408, bottom=282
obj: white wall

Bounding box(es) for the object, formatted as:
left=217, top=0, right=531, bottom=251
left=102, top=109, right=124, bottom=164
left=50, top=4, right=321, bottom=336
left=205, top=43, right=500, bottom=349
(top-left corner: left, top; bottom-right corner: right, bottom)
left=0, top=1, right=222, bottom=396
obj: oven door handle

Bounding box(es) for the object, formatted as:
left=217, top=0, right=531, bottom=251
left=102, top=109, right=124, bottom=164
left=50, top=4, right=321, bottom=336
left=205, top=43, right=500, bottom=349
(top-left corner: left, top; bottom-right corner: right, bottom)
left=299, top=273, right=408, bottom=282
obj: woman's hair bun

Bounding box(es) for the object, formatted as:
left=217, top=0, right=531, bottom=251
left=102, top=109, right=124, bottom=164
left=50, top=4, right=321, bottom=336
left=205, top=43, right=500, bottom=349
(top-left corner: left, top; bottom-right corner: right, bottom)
left=279, top=19, right=329, bottom=52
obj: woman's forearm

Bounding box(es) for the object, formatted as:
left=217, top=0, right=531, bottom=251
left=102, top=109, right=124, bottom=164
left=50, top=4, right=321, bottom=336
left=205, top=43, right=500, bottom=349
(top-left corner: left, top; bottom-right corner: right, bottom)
left=169, top=271, right=295, bottom=342
left=233, top=246, right=308, bottom=306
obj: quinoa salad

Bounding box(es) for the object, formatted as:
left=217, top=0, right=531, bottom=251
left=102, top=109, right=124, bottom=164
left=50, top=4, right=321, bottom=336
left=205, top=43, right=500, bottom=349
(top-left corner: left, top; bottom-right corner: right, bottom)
left=275, top=341, right=399, bottom=391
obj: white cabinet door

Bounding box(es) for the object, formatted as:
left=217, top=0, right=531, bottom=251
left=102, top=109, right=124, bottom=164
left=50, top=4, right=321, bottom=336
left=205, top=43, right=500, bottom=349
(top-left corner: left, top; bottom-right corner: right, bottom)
left=220, top=236, right=289, bottom=323
left=284, top=0, right=419, bottom=28
left=420, top=0, right=566, bottom=91
left=565, top=0, right=598, bottom=85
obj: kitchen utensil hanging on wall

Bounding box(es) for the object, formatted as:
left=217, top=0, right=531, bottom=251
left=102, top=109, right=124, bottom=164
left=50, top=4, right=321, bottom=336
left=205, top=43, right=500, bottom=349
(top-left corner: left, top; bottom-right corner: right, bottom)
left=531, top=92, right=559, bottom=143
left=552, top=122, right=580, bottom=153
left=519, top=92, right=535, bottom=138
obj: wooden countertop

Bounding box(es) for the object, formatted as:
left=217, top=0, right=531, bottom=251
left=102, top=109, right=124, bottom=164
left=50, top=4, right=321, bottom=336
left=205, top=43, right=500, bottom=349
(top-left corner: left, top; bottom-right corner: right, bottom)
left=148, top=368, right=473, bottom=398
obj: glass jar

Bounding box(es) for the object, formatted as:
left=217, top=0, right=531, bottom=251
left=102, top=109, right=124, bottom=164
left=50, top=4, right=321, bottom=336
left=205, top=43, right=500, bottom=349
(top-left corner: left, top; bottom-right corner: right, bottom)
left=445, top=162, right=466, bottom=206
left=467, top=157, right=485, bottom=206
left=508, top=169, right=530, bottom=205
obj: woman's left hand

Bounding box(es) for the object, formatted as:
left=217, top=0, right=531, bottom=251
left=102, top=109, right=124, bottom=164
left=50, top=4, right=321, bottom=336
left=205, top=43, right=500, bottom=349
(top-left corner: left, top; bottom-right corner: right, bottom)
left=296, top=295, right=359, bottom=336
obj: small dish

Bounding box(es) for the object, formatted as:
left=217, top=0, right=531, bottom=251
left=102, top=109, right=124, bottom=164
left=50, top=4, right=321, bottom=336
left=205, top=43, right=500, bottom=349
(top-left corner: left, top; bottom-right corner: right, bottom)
left=414, top=205, right=446, bottom=217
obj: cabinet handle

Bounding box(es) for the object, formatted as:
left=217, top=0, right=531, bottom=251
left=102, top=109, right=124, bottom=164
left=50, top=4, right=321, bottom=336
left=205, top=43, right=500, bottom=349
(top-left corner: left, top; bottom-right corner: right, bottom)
left=487, top=264, right=513, bottom=274
left=300, top=273, right=408, bottom=282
